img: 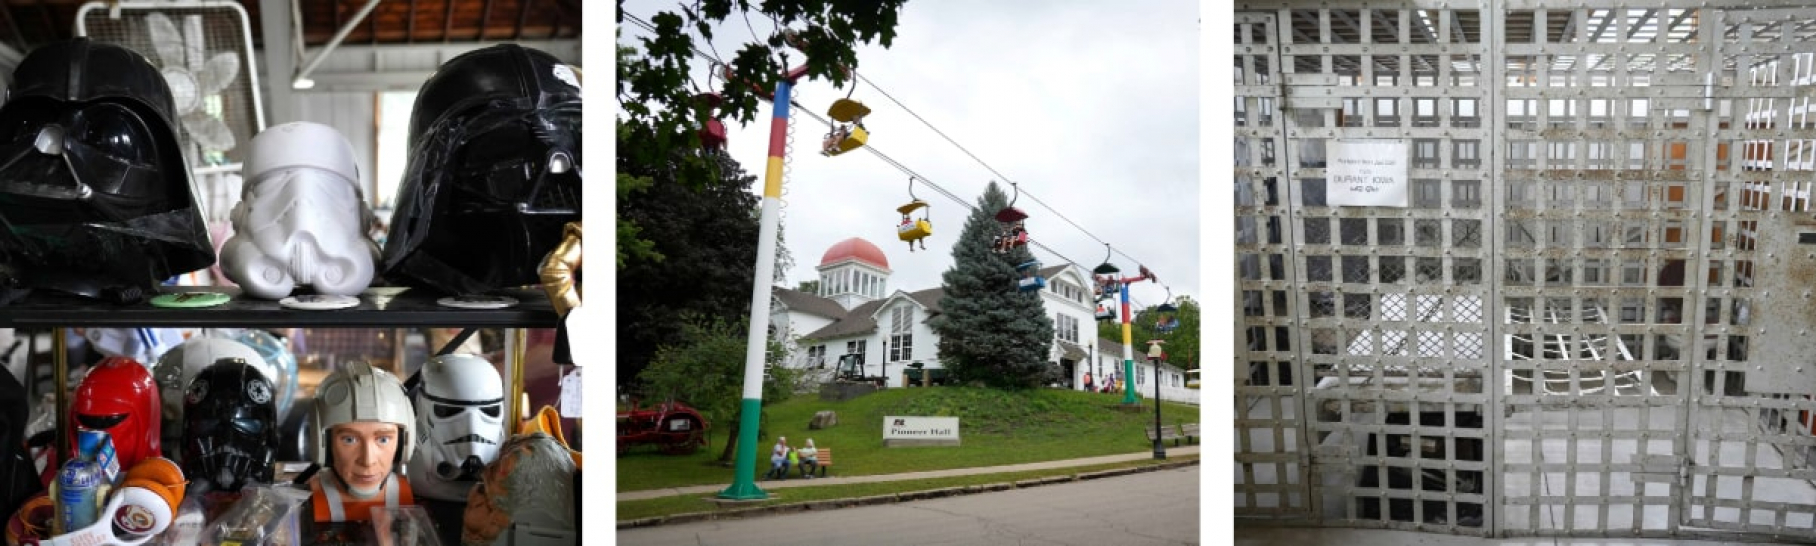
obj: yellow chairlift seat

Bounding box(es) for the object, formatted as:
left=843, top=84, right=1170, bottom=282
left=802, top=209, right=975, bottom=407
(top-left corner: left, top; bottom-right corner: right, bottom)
left=898, top=218, right=932, bottom=241
left=825, top=125, right=868, bottom=156
left=897, top=201, right=932, bottom=240
left=828, top=99, right=871, bottom=123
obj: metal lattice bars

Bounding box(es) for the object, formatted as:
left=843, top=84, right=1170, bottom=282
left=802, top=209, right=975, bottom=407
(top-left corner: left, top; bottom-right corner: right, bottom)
left=1235, top=1, right=1816, bottom=541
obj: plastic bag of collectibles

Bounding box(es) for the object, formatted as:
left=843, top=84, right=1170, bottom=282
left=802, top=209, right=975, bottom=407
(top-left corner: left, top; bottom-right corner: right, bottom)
left=366, top=506, right=440, bottom=546
left=198, top=485, right=308, bottom=546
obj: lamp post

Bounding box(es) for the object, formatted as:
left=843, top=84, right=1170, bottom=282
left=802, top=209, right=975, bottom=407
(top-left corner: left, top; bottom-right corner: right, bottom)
left=1148, top=341, right=1166, bottom=460
left=719, top=62, right=810, bottom=501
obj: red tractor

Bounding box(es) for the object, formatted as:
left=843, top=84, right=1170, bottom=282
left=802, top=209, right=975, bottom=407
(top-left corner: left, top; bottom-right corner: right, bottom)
left=616, top=399, right=709, bottom=456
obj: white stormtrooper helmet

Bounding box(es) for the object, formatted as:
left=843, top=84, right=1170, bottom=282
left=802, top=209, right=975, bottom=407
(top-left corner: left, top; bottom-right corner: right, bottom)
left=152, top=336, right=271, bottom=458
left=221, top=121, right=380, bottom=300
left=406, top=353, right=504, bottom=500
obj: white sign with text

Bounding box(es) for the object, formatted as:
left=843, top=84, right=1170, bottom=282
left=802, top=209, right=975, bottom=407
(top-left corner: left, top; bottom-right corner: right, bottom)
left=1327, top=139, right=1409, bottom=207
left=883, top=416, right=960, bottom=446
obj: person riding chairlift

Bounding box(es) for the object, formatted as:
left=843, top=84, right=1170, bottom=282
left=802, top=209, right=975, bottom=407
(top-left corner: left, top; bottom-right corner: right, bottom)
left=994, top=221, right=1028, bottom=253
left=822, top=114, right=865, bottom=155
left=900, top=214, right=927, bottom=252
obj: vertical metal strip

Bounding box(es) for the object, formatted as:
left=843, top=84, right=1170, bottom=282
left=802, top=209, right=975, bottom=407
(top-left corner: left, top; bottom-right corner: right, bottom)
left=1484, top=0, right=1507, bottom=536
left=1273, top=5, right=1322, bottom=523
left=1679, top=7, right=1724, bottom=537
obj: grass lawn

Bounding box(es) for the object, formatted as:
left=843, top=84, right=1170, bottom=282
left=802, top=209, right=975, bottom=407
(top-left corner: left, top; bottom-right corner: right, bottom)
left=616, top=386, right=1199, bottom=491
left=617, top=455, right=1199, bottom=521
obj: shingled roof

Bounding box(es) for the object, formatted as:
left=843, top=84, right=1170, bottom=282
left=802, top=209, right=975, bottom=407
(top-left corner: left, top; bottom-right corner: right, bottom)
left=772, top=287, right=848, bottom=319
left=801, top=287, right=946, bottom=341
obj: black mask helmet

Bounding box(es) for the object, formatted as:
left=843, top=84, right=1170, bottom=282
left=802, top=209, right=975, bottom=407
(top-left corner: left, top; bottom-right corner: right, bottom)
left=0, top=366, right=41, bottom=523
left=0, top=38, right=211, bottom=303
left=182, top=357, right=278, bottom=494
left=382, top=43, right=581, bottom=295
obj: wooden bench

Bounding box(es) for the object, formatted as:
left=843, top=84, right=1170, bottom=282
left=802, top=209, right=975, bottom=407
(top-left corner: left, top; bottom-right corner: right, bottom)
left=1180, top=423, right=1200, bottom=445
left=1145, top=426, right=1183, bottom=446
left=804, top=447, right=833, bottom=478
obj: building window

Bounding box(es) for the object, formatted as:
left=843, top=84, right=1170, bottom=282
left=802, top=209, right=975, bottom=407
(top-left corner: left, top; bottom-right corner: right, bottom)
left=808, top=345, right=826, bottom=368
left=847, top=340, right=867, bottom=364
left=889, top=307, right=913, bottom=361
left=1137, top=366, right=1146, bottom=385
left=1056, top=314, right=1079, bottom=344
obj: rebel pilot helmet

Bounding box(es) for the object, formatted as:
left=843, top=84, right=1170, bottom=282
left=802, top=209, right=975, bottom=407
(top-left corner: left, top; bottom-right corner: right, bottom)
left=181, top=358, right=278, bottom=494
left=308, top=361, right=415, bottom=478
left=0, top=39, right=212, bottom=304
left=405, top=354, right=504, bottom=500
left=381, top=44, right=581, bottom=296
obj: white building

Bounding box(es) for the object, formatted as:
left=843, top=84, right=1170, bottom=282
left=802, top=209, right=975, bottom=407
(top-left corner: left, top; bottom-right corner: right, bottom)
left=771, top=237, right=1197, bottom=405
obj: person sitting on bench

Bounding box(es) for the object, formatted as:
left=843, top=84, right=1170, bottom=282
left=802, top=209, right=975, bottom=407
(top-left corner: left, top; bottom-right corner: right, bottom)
left=796, top=439, right=819, bottom=479
left=767, top=436, right=790, bottom=479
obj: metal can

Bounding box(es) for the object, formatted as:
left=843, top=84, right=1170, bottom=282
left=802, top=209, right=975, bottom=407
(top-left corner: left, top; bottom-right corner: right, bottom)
left=55, top=459, right=103, bottom=534
left=75, top=429, right=119, bottom=482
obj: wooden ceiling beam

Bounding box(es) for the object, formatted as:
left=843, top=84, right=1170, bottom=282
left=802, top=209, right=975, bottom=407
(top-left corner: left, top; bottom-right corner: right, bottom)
left=407, top=0, right=417, bottom=44
left=477, top=0, right=494, bottom=40
left=443, top=0, right=454, bottom=43
left=516, top=0, right=530, bottom=41
left=548, top=3, right=561, bottom=39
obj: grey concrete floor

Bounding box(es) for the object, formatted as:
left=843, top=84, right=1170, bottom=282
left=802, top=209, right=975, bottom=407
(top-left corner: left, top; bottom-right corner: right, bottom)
left=1233, top=527, right=1784, bottom=545
left=1237, top=394, right=1816, bottom=536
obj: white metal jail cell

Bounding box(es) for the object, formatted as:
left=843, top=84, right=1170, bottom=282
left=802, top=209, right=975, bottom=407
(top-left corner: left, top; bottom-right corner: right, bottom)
left=1233, top=2, right=1816, bottom=542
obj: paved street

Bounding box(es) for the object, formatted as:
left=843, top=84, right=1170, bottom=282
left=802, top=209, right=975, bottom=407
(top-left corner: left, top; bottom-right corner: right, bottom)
left=617, top=465, right=1201, bottom=545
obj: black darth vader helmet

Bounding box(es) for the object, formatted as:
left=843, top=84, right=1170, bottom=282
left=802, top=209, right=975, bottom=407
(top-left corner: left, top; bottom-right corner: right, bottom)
left=382, top=43, right=581, bottom=295
left=0, top=38, right=211, bottom=303
left=182, top=357, right=278, bottom=494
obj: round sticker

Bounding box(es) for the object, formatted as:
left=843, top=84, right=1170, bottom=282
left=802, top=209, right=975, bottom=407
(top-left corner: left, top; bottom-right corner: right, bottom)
left=185, top=380, right=209, bottom=405
left=437, top=295, right=518, bottom=309
left=114, top=504, right=157, bottom=534
left=279, top=294, right=360, bottom=310
left=149, top=292, right=230, bottom=308
left=246, top=379, right=271, bottom=405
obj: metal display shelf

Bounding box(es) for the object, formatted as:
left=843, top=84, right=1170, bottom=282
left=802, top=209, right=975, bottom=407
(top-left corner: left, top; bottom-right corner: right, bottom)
left=13, top=285, right=562, bottom=445
left=0, top=286, right=559, bottom=328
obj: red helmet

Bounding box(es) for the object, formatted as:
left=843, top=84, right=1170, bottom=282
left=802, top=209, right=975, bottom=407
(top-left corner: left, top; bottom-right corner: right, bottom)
left=69, top=357, right=160, bottom=470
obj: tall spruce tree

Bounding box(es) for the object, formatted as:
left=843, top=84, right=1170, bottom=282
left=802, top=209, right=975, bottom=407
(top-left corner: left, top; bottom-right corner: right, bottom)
left=929, top=182, right=1057, bottom=389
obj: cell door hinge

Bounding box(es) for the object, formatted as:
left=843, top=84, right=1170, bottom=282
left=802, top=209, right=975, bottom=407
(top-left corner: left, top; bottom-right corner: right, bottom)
left=1282, top=73, right=1341, bottom=110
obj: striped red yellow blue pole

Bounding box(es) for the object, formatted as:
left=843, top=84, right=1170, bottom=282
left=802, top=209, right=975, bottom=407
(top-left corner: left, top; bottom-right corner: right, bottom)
left=721, top=73, right=802, bottom=501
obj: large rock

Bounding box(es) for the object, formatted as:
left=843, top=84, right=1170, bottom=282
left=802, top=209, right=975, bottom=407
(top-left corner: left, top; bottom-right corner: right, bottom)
left=809, top=410, right=838, bottom=430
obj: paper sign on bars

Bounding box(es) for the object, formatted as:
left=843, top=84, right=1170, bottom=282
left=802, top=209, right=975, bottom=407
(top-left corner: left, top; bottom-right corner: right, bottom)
left=1327, top=139, right=1409, bottom=207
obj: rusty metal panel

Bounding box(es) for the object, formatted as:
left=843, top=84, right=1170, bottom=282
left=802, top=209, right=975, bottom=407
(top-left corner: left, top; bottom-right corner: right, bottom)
left=1741, top=213, right=1816, bottom=393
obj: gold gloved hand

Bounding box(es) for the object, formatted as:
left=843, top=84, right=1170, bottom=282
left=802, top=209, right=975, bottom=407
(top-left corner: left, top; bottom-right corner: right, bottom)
left=539, top=222, right=582, bottom=316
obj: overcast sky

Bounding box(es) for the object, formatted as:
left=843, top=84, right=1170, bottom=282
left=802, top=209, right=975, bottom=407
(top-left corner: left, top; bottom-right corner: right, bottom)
left=618, top=1, right=1200, bottom=310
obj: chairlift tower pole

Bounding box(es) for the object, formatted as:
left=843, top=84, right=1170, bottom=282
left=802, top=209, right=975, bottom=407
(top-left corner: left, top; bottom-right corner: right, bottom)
left=1118, top=268, right=1156, bottom=405
left=720, top=63, right=809, bottom=501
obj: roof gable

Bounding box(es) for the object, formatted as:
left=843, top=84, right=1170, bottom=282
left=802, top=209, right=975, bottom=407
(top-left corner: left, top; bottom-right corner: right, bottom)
left=772, top=287, right=847, bottom=319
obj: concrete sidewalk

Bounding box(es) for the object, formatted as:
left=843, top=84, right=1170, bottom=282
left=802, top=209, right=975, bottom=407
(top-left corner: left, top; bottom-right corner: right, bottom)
left=617, top=444, right=1200, bottom=502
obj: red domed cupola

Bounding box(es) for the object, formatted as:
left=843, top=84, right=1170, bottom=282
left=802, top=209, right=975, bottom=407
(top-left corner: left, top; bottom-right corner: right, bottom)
left=820, top=237, right=890, bottom=270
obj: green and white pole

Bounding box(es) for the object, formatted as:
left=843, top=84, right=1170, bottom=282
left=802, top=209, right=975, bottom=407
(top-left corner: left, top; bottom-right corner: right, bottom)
left=720, top=66, right=807, bottom=500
